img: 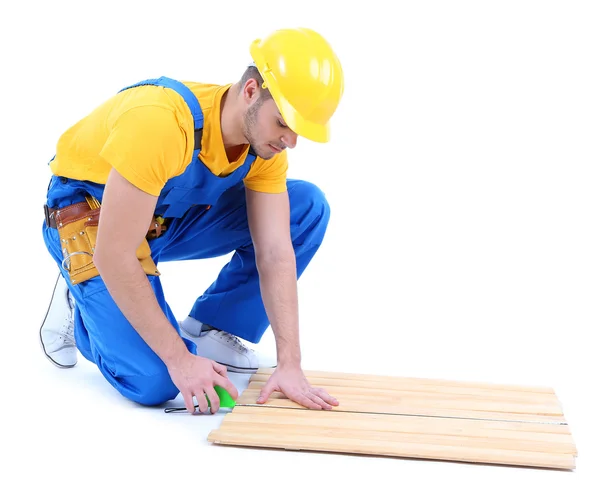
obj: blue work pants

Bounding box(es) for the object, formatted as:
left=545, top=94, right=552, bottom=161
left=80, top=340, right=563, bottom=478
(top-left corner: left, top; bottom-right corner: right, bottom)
left=42, top=179, right=330, bottom=405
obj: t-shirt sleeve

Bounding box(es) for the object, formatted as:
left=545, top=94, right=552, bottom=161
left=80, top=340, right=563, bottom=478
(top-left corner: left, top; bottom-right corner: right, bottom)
left=99, top=105, right=188, bottom=196
left=243, top=150, right=289, bottom=194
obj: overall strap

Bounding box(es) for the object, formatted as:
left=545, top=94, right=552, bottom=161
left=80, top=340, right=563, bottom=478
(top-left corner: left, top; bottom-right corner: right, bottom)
left=118, top=76, right=204, bottom=152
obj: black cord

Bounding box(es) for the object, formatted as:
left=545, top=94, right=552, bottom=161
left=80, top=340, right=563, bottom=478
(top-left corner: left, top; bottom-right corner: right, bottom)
left=164, top=404, right=200, bottom=413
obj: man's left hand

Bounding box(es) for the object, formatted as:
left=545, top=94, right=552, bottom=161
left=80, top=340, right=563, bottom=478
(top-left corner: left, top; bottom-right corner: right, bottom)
left=256, top=366, right=339, bottom=410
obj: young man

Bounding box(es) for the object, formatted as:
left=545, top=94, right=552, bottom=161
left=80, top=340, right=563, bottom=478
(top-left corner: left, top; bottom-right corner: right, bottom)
left=39, top=27, right=344, bottom=415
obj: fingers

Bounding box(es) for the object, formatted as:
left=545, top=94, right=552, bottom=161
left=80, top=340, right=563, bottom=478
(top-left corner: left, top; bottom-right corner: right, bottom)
left=211, top=360, right=228, bottom=378
left=193, top=390, right=209, bottom=413
left=312, top=387, right=339, bottom=407
left=182, top=391, right=197, bottom=414
left=214, top=374, right=239, bottom=401
left=204, top=386, right=220, bottom=414
left=174, top=356, right=238, bottom=415
left=210, top=361, right=239, bottom=401
left=288, top=388, right=338, bottom=410
left=257, top=379, right=276, bottom=404
left=289, top=391, right=325, bottom=410
left=306, top=391, right=333, bottom=410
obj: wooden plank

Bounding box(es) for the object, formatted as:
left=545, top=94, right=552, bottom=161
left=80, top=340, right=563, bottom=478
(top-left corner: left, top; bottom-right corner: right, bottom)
left=228, top=406, right=574, bottom=437
left=208, top=426, right=576, bottom=470
left=223, top=407, right=576, bottom=452
left=241, top=386, right=564, bottom=415
left=206, top=370, right=577, bottom=469
left=236, top=389, right=566, bottom=424
left=252, top=369, right=556, bottom=394
left=218, top=419, right=575, bottom=455
left=247, top=380, right=560, bottom=405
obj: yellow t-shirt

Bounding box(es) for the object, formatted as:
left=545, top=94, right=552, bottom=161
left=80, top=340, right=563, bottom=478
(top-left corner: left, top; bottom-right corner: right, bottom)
left=49, top=81, right=288, bottom=196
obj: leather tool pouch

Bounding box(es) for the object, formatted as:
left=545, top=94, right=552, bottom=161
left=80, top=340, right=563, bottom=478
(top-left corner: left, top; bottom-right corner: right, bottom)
left=56, top=196, right=162, bottom=285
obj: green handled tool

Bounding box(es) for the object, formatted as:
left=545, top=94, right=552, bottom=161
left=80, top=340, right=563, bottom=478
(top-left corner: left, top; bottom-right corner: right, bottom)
left=164, top=385, right=237, bottom=413
left=213, top=385, right=236, bottom=408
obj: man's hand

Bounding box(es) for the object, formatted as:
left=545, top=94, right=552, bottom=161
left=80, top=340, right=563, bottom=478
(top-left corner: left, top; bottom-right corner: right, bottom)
left=257, top=366, right=339, bottom=410
left=167, top=353, right=239, bottom=414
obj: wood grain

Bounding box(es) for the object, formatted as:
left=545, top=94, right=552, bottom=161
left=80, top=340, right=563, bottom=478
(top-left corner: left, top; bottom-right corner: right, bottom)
left=206, top=369, right=576, bottom=469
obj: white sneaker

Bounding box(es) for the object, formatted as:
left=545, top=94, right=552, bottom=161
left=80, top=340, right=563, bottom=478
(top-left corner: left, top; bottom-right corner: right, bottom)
left=179, top=316, right=276, bottom=374
left=40, top=273, right=77, bottom=368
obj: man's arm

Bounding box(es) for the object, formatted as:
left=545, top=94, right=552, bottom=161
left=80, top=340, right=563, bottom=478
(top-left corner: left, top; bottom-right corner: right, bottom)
left=93, top=168, right=237, bottom=413
left=94, top=168, right=190, bottom=366
left=245, top=187, right=300, bottom=368
left=246, top=187, right=338, bottom=410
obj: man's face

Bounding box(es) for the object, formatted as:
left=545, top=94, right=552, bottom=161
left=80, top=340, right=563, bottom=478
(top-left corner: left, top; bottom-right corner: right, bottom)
left=242, top=95, right=298, bottom=160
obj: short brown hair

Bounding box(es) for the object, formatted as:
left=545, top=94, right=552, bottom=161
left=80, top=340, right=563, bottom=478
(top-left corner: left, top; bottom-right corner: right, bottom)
left=239, top=65, right=273, bottom=101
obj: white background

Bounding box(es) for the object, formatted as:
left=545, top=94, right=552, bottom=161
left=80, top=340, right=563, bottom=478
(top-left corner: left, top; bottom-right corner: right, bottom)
left=1, top=0, right=599, bottom=480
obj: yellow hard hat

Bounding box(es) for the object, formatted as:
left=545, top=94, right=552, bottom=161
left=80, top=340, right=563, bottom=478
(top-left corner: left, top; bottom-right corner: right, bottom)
left=250, top=27, right=344, bottom=143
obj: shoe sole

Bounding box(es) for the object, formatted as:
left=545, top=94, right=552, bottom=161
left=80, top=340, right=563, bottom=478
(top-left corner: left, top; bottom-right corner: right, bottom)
left=223, top=365, right=258, bottom=374
left=39, top=273, right=77, bottom=369
left=220, top=362, right=277, bottom=374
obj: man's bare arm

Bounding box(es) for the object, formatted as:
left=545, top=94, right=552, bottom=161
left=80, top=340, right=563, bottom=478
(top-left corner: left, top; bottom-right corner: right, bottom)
left=245, top=187, right=301, bottom=368
left=246, top=187, right=338, bottom=410
left=94, top=168, right=239, bottom=413
left=93, top=168, right=189, bottom=368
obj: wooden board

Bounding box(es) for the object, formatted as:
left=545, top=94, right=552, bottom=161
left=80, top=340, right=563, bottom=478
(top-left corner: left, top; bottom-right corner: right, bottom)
left=207, top=369, right=577, bottom=470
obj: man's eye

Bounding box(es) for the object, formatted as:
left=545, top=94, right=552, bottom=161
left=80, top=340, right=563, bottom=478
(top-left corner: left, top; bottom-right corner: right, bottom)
left=277, top=120, right=287, bottom=128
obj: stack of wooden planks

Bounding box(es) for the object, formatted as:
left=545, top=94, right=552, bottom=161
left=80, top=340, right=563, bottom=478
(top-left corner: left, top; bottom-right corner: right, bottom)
left=207, top=369, right=577, bottom=470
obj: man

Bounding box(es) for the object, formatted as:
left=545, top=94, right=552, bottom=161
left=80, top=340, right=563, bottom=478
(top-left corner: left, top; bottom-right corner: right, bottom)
left=39, top=27, right=344, bottom=415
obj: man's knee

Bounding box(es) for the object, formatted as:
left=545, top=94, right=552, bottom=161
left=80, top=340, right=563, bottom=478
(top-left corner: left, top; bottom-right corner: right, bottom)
left=117, top=367, right=180, bottom=406
left=96, top=346, right=181, bottom=406
left=288, top=180, right=331, bottom=244
left=126, top=338, right=196, bottom=405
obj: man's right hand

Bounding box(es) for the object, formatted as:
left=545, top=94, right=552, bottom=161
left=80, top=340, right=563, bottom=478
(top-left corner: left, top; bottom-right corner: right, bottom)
left=167, top=353, right=239, bottom=414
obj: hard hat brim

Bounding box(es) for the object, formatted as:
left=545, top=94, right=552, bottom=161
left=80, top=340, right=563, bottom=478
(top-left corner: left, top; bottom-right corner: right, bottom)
left=273, top=90, right=330, bottom=143
left=250, top=40, right=331, bottom=143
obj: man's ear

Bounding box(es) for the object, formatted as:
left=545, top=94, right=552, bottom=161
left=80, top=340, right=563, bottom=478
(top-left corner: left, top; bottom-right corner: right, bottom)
left=243, top=78, right=261, bottom=106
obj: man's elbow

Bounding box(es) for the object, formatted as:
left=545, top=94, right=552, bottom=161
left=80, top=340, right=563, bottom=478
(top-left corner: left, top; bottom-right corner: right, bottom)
left=93, top=242, right=134, bottom=273
left=255, top=243, right=295, bottom=271
left=93, top=244, right=116, bottom=273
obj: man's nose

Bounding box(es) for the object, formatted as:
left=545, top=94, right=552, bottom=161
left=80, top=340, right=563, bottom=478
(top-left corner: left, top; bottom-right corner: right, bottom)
left=282, top=132, right=298, bottom=149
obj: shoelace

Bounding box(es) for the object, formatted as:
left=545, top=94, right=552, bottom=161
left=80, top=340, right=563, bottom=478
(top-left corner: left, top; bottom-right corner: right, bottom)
left=215, top=331, right=253, bottom=354
left=61, top=291, right=76, bottom=346
left=61, top=314, right=76, bottom=346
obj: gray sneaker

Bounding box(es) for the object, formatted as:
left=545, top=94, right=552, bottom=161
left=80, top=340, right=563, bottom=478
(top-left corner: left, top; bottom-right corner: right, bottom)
left=40, top=273, right=77, bottom=368
left=179, top=316, right=276, bottom=373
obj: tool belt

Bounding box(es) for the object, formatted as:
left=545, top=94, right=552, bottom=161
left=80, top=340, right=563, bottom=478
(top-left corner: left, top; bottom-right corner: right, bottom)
left=44, top=196, right=165, bottom=285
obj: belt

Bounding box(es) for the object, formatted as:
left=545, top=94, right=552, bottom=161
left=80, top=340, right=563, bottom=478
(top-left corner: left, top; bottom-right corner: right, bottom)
left=43, top=203, right=166, bottom=239
left=44, top=202, right=92, bottom=229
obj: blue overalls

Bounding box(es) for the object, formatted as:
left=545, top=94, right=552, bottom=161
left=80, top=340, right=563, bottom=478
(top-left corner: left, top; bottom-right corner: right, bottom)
left=42, top=77, right=331, bottom=406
